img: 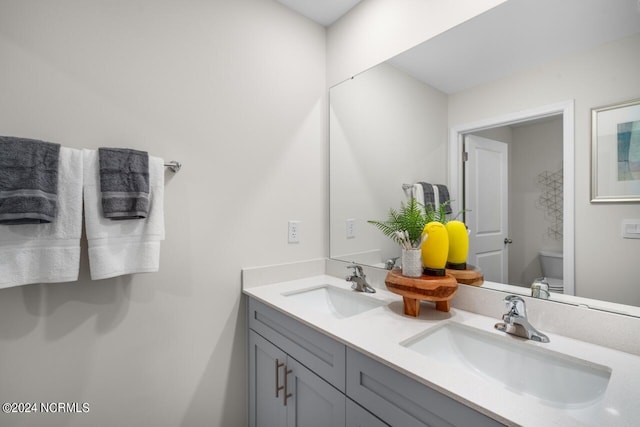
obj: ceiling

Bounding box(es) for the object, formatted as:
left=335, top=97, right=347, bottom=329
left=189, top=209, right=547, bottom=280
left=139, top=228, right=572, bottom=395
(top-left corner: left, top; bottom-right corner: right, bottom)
left=274, top=0, right=363, bottom=26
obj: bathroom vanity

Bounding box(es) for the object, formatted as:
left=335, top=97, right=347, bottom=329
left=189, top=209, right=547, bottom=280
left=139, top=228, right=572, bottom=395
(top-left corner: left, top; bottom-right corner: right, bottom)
left=248, top=296, right=499, bottom=427
left=243, top=271, right=640, bottom=427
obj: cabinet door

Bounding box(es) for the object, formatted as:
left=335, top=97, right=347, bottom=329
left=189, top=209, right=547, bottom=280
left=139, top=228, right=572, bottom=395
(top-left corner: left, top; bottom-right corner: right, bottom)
left=286, top=357, right=346, bottom=427
left=346, top=398, right=389, bottom=427
left=249, top=330, right=287, bottom=427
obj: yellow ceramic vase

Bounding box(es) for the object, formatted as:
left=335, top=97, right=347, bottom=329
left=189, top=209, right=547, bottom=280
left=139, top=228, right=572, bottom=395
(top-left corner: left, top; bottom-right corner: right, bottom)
left=421, top=221, right=449, bottom=275
left=446, top=220, right=469, bottom=270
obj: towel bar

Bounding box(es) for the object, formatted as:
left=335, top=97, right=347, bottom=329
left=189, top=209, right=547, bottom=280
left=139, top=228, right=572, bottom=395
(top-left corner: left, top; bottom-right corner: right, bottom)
left=164, top=161, right=182, bottom=173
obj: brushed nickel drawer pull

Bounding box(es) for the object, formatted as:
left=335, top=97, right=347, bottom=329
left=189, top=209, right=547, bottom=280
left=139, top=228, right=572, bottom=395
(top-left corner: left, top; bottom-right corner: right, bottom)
left=283, top=366, right=293, bottom=406
left=275, top=359, right=285, bottom=397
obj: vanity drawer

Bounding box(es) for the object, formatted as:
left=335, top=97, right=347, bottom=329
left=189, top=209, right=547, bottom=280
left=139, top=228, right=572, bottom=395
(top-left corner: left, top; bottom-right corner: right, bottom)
left=346, top=348, right=504, bottom=427
left=248, top=298, right=346, bottom=392
left=347, top=398, right=390, bottom=427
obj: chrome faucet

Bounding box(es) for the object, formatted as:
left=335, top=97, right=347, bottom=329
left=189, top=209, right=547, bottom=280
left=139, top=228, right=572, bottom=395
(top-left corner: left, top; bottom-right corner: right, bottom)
left=495, top=295, right=550, bottom=343
left=346, top=264, right=376, bottom=293
left=384, top=257, right=399, bottom=270
left=531, top=277, right=550, bottom=300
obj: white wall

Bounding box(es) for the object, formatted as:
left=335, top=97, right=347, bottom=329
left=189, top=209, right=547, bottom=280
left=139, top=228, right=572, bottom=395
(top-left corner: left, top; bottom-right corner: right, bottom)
left=0, top=1, right=326, bottom=426
left=326, top=0, right=507, bottom=86
left=450, top=34, right=640, bottom=305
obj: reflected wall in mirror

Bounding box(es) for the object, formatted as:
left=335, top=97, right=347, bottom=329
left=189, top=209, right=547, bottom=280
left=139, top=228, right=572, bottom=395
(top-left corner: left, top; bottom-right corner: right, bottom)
left=329, top=0, right=640, bottom=316
left=330, top=63, right=448, bottom=267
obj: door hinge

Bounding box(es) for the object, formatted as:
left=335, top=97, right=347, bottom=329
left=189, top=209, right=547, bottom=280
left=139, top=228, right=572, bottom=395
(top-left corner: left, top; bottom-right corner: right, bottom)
left=463, top=151, right=469, bottom=162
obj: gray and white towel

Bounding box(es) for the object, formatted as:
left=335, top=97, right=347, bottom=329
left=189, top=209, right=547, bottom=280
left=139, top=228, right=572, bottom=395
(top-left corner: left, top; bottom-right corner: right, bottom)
left=435, top=184, right=453, bottom=214
left=0, top=136, right=60, bottom=224
left=98, top=147, right=150, bottom=220
left=418, top=182, right=453, bottom=214
left=0, top=147, right=83, bottom=289
left=84, top=149, right=165, bottom=280
left=418, top=181, right=436, bottom=210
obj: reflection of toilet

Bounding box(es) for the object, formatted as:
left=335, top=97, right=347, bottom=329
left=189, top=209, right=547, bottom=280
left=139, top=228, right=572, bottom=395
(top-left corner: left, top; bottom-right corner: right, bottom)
left=539, top=250, right=564, bottom=292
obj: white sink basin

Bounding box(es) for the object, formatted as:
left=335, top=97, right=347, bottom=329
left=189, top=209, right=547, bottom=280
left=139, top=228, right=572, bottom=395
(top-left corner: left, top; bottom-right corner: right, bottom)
left=402, top=322, right=611, bottom=407
left=283, top=285, right=385, bottom=319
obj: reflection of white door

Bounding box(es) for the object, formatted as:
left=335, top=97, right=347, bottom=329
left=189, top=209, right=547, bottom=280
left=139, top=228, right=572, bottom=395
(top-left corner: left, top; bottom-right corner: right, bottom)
left=464, top=135, right=509, bottom=282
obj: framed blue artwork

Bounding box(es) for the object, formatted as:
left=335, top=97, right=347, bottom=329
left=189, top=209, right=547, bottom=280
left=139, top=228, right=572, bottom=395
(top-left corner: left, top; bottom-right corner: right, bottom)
left=591, top=98, right=640, bottom=203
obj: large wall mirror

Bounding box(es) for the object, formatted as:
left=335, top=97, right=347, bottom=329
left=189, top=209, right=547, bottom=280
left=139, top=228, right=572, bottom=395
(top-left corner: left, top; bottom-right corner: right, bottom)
left=329, top=0, right=640, bottom=316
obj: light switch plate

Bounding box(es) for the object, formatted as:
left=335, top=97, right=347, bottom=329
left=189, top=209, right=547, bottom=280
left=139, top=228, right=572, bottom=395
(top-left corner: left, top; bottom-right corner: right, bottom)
left=622, top=219, right=640, bottom=239
left=346, top=218, right=356, bottom=239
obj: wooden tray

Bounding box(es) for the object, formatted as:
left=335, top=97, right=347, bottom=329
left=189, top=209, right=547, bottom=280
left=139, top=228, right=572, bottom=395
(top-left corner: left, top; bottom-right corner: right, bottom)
left=384, top=269, right=458, bottom=317
left=445, top=264, right=484, bottom=286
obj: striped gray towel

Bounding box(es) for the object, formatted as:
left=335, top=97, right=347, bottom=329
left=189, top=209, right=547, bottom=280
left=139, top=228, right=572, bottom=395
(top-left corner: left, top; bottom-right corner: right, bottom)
left=418, top=182, right=453, bottom=215
left=98, top=147, right=149, bottom=220
left=418, top=182, right=436, bottom=210
left=0, top=136, right=60, bottom=224
left=435, top=184, right=453, bottom=214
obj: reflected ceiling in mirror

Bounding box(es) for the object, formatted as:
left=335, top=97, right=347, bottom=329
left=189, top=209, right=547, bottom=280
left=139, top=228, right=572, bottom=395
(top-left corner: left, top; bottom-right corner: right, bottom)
left=388, top=0, right=640, bottom=94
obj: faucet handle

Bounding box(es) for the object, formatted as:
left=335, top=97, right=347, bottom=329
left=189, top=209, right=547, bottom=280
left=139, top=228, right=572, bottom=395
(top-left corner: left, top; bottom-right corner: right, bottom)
left=346, top=263, right=364, bottom=277
left=504, top=295, right=526, bottom=316
left=531, top=278, right=550, bottom=299
left=385, top=257, right=400, bottom=270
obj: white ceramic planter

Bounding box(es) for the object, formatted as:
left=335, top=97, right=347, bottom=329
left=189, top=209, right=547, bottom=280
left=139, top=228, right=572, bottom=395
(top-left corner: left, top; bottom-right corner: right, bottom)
left=402, top=248, right=422, bottom=277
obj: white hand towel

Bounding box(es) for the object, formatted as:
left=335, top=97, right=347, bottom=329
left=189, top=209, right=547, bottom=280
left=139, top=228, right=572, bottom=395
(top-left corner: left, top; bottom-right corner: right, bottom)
left=432, top=184, right=441, bottom=211
left=83, top=149, right=165, bottom=280
left=412, top=183, right=425, bottom=206
left=0, top=147, right=83, bottom=289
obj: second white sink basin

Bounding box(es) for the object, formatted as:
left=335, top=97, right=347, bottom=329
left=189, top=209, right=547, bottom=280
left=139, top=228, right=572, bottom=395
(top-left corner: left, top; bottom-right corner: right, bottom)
left=283, top=285, right=385, bottom=319
left=402, top=322, right=611, bottom=407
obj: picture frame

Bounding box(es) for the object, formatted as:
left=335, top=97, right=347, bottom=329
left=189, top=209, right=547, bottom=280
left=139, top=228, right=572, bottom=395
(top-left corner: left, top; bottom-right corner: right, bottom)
left=591, top=98, right=640, bottom=203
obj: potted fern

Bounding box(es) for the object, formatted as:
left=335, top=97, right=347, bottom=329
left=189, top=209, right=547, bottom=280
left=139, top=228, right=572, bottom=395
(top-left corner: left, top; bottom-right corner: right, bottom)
left=368, top=198, right=449, bottom=276
left=367, top=198, right=449, bottom=247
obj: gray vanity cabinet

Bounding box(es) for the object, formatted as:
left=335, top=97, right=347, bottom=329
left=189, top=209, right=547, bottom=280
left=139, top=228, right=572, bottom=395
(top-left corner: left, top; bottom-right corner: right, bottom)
left=248, top=297, right=504, bottom=427
left=249, top=330, right=346, bottom=427
left=249, top=298, right=348, bottom=427
left=248, top=298, right=346, bottom=391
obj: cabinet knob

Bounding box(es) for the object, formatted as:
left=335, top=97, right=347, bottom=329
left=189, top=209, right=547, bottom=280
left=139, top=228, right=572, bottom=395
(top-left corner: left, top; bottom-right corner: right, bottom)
left=504, top=238, right=513, bottom=244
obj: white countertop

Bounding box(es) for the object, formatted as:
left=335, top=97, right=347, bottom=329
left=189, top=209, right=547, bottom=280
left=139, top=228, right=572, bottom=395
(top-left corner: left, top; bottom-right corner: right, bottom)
left=244, top=274, right=640, bottom=427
